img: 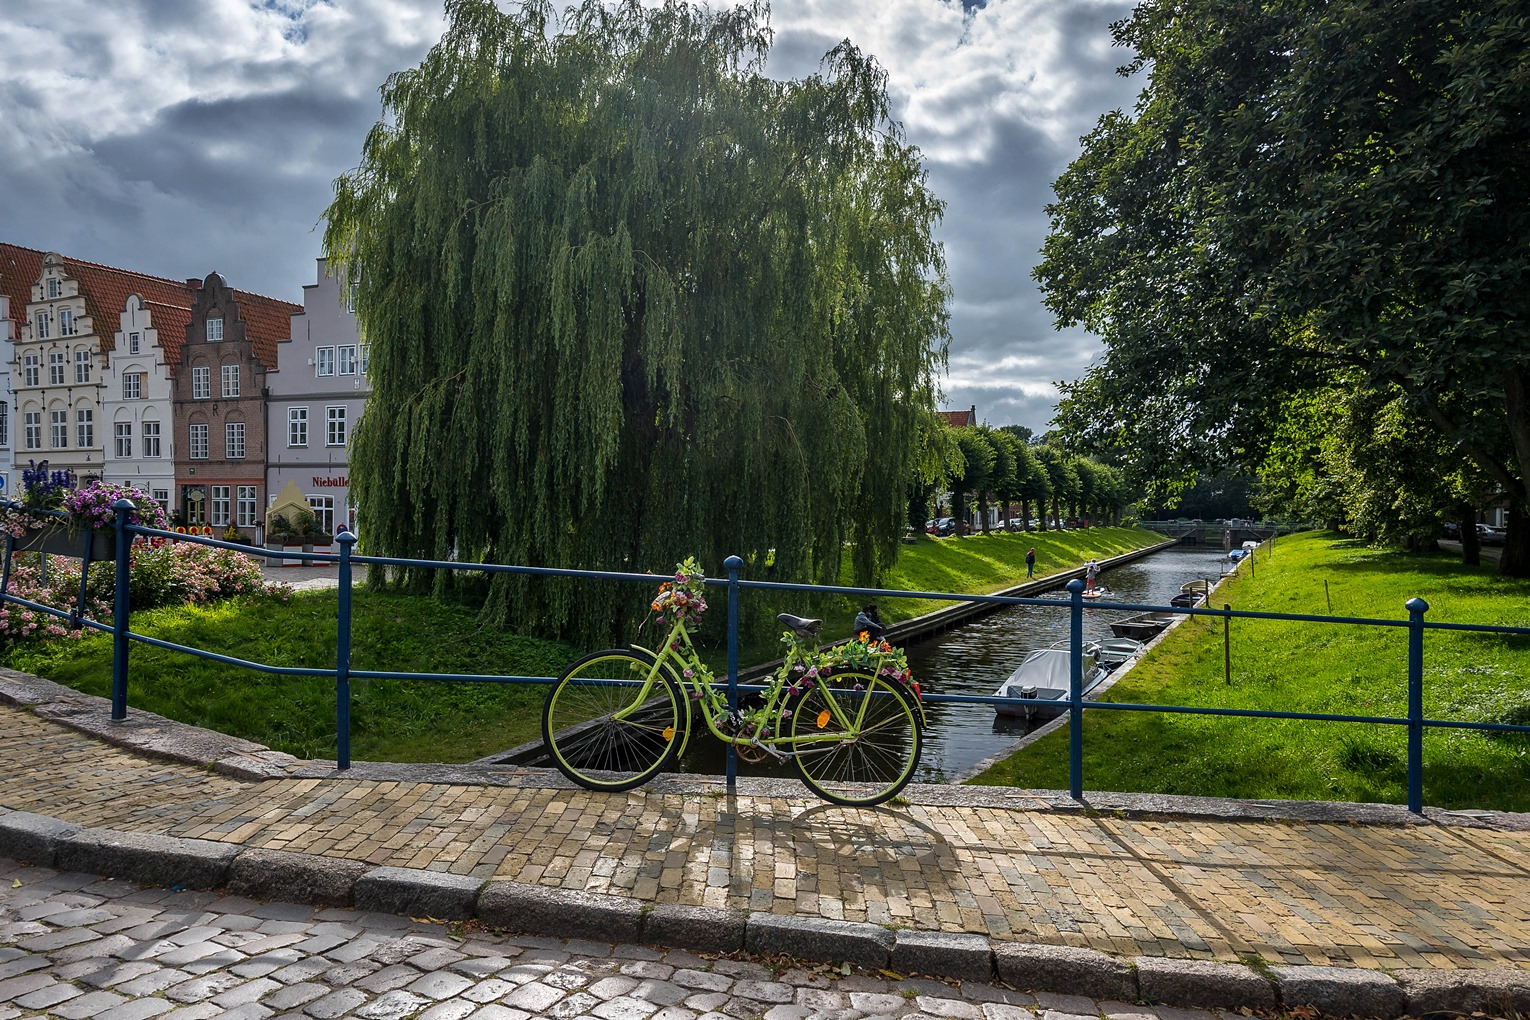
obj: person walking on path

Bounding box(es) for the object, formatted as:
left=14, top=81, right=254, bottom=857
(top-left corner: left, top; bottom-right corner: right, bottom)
left=1025, top=547, right=1036, bottom=579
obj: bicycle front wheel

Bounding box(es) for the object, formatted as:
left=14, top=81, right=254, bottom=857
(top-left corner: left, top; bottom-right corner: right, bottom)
left=543, top=650, right=686, bottom=792
left=786, top=673, right=922, bottom=806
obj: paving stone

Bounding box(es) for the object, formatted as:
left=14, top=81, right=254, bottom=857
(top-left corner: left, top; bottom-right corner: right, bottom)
left=96, top=999, right=175, bottom=1020
left=466, top=1006, right=533, bottom=1020
left=673, top=970, right=732, bottom=993
left=452, top=955, right=516, bottom=978
left=408, top=971, right=476, bottom=1000
left=212, top=978, right=283, bottom=1007
left=356, top=963, right=424, bottom=992
left=116, top=968, right=193, bottom=996
left=261, top=982, right=331, bottom=1010
left=49, top=990, right=130, bottom=1019
left=0, top=957, right=48, bottom=981
left=81, top=960, right=167, bottom=989
left=501, top=981, right=568, bottom=1012
left=14, top=982, right=84, bottom=1009
left=353, top=989, right=432, bottom=1019
left=165, top=971, right=250, bottom=1002
left=732, top=979, right=793, bottom=1004
left=418, top=1000, right=479, bottom=1020
left=0, top=972, right=57, bottom=1002
left=463, top=978, right=517, bottom=1003
left=302, top=986, right=369, bottom=1019
left=592, top=995, right=661, bottom=1020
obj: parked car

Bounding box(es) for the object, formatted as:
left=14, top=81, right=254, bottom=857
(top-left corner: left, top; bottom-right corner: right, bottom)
left=926, top=517, right=956, bottom=537
left=1477, top=524, right=1507, bottom=546
left=1441, top=521, right=1460, bottom=538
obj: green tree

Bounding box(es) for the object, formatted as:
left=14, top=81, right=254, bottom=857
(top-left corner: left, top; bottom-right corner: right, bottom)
left=949, top=427, right=996, bottom=534
left=1036, top=0, right=1530, bottom=574
left=324, top=0, right=951, bottom=635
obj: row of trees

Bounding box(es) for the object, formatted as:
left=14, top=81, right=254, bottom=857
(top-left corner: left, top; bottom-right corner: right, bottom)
left=914, top=422, right=1131, bottom=534
left=1036, top=0, right=1529, bottom=576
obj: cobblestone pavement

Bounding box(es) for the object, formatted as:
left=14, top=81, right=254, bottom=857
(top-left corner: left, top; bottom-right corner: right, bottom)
left=3, top=702, right=1530, bottom=977
left=0, top=856, right=1230, bottom=1020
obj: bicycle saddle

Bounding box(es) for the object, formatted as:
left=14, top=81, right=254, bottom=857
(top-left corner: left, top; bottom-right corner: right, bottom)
left=777, top=613, right=822, bottom=637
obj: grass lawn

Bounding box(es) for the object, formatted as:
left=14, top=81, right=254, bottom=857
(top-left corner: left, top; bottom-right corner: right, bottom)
left=2, top=525, right=1166, bottom=765
left=968, top=531, right=1530, bottom=812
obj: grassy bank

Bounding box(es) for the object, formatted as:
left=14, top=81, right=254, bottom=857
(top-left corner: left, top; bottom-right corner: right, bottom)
left=2, top=526, right=1165, bottom=765
left=969, top=532, right=1530, bottom=811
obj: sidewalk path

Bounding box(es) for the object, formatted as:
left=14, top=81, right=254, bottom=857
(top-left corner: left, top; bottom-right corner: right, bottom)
left=3, top=677, right=1529, bottom=984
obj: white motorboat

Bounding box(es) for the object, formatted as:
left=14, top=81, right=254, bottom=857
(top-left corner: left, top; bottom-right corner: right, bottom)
left=994, top=647, right=1105, bottom=721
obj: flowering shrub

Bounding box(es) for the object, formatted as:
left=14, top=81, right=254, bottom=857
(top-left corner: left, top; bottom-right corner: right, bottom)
left=60, top=480, right=169, bottom=531
left=19, top=461, right=75, bottom=512
left=0, top=539, right=289, bottom=644
left=650, top=557, right=709, bottom=628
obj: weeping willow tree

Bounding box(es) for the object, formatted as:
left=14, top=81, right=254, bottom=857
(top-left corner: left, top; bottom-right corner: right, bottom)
left=323, top=0, right=950, bottom=640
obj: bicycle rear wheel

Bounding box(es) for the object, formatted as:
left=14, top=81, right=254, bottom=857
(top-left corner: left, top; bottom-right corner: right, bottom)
left=786, top=672, right=922, bottom=806
left=543, top=650, right=686, bottom=792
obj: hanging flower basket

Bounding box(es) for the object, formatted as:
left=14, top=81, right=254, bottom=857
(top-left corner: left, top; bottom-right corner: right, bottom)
left=14, top=523, right=116, bottom=559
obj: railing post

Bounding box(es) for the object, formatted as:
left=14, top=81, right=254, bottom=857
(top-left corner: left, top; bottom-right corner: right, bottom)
left=724, top=555, right=743, bottom=792
left=1406, top=596, right=1428, bottom=815
left=336, top=531, right=357, bottom=770
left=110, top=498, right=134, bottom=721
left=1067, top=577, right=1085, bottom=800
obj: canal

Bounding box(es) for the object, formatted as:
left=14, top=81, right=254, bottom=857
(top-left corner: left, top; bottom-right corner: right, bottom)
left=679, top=541, right=1232, bottom=784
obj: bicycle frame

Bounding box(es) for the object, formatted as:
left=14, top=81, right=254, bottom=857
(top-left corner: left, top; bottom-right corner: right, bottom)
left=625, top=617, right=905, bottom=762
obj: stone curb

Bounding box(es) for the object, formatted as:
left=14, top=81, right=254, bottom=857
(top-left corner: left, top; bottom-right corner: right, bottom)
left=54, top=826, right=240, bottom=891
left=353, top=865, right=483, bottom=919
left=4, top=811, right=1530, bottom=1015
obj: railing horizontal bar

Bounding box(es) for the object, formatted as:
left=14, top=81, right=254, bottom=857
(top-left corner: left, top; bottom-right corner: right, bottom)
left=125, top=632, right=334, bottom=677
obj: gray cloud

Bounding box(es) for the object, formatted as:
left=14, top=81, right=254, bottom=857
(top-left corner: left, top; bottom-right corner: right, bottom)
left=1, top=0, right=1142, bottom=433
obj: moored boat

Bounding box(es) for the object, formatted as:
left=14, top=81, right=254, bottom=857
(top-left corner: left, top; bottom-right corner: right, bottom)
left=1109, top=611, right=1176, bottom=641
left=1090, top=636, right=1143, bottom=669
left=994, top=647, right=1105, bottom=721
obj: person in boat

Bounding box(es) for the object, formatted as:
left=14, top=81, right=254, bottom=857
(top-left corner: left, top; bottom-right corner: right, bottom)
left=853, top=604, right=886, bottom=641
left=1084, top=559, right=1100, bottom=593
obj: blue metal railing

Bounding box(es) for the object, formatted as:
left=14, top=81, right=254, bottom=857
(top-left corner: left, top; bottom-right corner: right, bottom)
left=3, top=498, right=1528, bottom=815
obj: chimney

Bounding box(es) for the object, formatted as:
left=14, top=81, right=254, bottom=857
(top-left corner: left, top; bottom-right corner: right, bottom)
left=186, top=278, right=202, bottom=290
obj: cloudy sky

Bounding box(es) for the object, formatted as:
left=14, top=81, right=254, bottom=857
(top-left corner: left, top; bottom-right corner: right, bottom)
left=0, top=0, right=1141, bottom=435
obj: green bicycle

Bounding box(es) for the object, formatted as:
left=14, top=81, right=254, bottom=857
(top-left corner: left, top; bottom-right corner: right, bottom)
left=541, top=560, right=924, bottom=806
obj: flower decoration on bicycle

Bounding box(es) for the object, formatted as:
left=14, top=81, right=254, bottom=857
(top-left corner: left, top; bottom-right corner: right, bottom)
left=542, top=559, right=924, bottom=807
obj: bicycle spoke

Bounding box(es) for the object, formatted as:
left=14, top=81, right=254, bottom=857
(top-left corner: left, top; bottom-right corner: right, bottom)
left=543, top=651, right=685, bottom=791
left=787, top=674, right=921, bottom=806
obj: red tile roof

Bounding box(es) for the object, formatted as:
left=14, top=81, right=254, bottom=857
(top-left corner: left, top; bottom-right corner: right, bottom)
left=938, top=406, right=978, bottom=429
left=0, top=242, right=197, bottom=356
left=232, top=288, right=302, bottom=370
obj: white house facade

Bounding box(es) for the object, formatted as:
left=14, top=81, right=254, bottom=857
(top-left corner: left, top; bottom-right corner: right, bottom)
left=101, top=294, right=182, bottom=513
left=265, top=260, right=369, bottom=536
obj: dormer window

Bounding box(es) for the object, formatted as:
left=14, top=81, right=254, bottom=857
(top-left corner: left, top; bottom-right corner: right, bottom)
left=206, top=316, right=224, bottom=342
left=128, top=332, right=141, bottom=354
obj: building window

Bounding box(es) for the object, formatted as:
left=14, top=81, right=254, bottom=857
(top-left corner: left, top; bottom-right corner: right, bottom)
left=338, top=345, right=358, bottom=375
left=60, top=309, right=74, bottom=336
left=206, top=317, right=224, bottom=342
left=46, top=278, right=59, bottom=299
left=74, top=349, right=91, bottom=384
left=49, top=352, right=65, bottom=386
left=23, top=354, right=38, bottom=388
left=51, top=410, right=68, bottom=448
left=288, top=406, right=308, bottom=447
left=123, top=373, right=142, bottom=400
left=142, top=420, right=161, bottom=458
left=221, top=364, right=240, bottom=397
left=315, top=347, right=335, bottom=376
left=34, top=313, right=48, bottom=340
left=76, top=408, right=93, bottom=449
left=152, top=488, right=170, bottom=513
left=0, top=402, right=7, bottom=448
left=129, top=331, right=141, bottom=354
left=192, top=366, right=210, bottom=399
left=359, top=343, right=370, bottom=375
left=326, top=406, right=347, bottom=446
left=24, top=412, right=41, bottom=450
left=236, top=485, right=257, bottom=527
left=226, top=421, right=245, bottom=459
left=114, top=422, right=132, bottom=458
left=307, top=495, right=335, bottom=536
left=189, top=423, right=208, bottom=459
left=211, top=486, right=231, bottom=526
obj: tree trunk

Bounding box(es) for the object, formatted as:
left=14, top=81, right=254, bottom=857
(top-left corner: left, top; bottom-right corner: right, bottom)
left=1500, top=505, right=1529, bottom=578
left=1457, top=514, right=1480, bottom=567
